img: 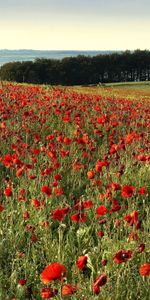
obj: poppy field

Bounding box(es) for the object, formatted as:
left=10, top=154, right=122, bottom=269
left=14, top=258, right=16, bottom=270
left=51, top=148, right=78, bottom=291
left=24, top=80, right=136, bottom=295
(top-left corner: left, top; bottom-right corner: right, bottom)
left=0, top=82, right=150, bottom=299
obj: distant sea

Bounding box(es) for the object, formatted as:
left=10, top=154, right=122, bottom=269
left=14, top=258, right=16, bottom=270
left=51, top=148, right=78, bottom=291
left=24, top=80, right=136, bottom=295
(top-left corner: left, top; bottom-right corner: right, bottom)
left=0, top=49, right=119, bottom=66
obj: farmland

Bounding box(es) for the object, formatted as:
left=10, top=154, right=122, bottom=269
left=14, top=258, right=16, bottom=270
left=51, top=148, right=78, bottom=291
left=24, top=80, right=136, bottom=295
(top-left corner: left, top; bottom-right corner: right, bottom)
left=0, top=82, right=150, bottom=299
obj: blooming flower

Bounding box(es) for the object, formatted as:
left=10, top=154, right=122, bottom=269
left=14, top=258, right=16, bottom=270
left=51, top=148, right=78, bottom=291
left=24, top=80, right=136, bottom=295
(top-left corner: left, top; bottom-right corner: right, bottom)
left=18, top=278, right=26, bottom=286
left=61, top=284, right=77, bottom=296
left=40, top=262, right=67, bottom=284
left=139, top=263, right=150, bottom=277
left=4, top=187, right=12, bottom=197
left=87, top=170, right=95, bottom=179
left=71, top=212, right=87, bottom=223
left=40, top=287, right=58, bottom=298
left=41, top=185, right=52, bottom=197
left=76, top=256, right=88, bottom=270
left=122, top=185, right=134, bottom=198
left=96, top=205, right=107, bottom=217
left=113, top=249, right=132, bottom=263
left=93, top=273, right=107, bottom=287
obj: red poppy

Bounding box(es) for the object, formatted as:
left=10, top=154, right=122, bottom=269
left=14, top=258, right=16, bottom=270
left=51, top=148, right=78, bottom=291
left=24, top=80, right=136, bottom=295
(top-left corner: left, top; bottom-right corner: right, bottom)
left=83, top=200, right=93, bottom=209
left=87, top=170, right=95, bottom=179
left=52, top=208, right=69, bottom=222
left=101, top=259, right=108, bottom=266
left=23, top=211, right=30, bottom=219
left=109, top=199, right=121, bottom=213
left=92, top=284, right=101, bottom=295
left=76, top=256, right=87, bottom=270
left=31, top=199, right=41, bottom=208
left=71, top=212, right=87, bottom=223
left=139, top=263, right=150, bottom=277
left=40, top=287, right=58, bottom=299
left=128, top=231, right=138, bottom=241
left=54, top=174, right=62, bottom=181
left=2, top=154, right=12, bottom=168
left=136, top=243, right=145, bottom=253
left=113, top=249, right=132, bottom=263
left=61, top=284, right=77, bottom=296
left=41, top=262, right=67, bottom=284
left=18, top=278, right=26, bottom=285
left=96, top=205, right=107, bottom=217
left=122, top=185, right=135, bottom=198
left=98, top=231, right=104, bottom=237
left=94, top=273, right=107, bottom=287
left=54, top=187, right=63, bottom=196
left=0, top=204, right=4, bottom=212
left=138, top=186, right=147, bottom=195
left=95, top=160, right=108, bottom=172
left=124, top=210, right=138, bottom=226
left=16, top=167, right=24, bottom=177
left=110, top=182, right=121, bottom=191
left=31, top=234, right=37, bottom=242
left=41, top=186, right=52, bottom=197
left=4, top=187, right=12, bottom=197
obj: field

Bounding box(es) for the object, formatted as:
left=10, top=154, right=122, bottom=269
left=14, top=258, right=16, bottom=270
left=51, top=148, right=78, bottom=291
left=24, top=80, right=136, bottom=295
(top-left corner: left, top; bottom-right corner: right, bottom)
left=0, top=82, right=150, bottom=300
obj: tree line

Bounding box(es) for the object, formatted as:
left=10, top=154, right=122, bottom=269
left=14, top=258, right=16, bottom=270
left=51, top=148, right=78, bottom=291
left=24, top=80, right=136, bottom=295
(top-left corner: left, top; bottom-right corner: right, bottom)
left=0, top=50, right=150, bottom=85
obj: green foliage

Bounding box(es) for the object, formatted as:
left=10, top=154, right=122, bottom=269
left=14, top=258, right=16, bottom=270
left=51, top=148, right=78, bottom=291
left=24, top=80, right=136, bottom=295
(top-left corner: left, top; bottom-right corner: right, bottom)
left=1, top=50, right=150, bottom=85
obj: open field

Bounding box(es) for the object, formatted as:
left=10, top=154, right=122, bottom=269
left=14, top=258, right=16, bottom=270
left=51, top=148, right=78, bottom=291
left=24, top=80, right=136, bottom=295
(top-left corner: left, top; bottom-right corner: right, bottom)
left=0, top=82, right=150, bottom=299
left=70, top=81, right=150, bottom=99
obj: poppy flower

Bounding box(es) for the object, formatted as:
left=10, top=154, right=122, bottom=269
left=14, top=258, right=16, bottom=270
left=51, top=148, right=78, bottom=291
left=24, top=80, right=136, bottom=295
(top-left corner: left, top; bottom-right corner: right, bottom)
left=128, top=231, right=138, bottom=241
left=54, top=187, right=63, bottom=196
left=92, top=284, right=101, bottom=295
left=94, top=273, right=107, bottom=287
left=124, top=210, right=138, bottom=226
left=109, top=199, right=121, bottom=213
left=41, top=186, right=52, bottom=197
left=96, top=205, right=107, bottom=217
left=41, top=262, right=67, bottom=284
left=98, top=231, right=104, bottom=237
left=138, top=186, right=146, bottom=195
left=113, top=249, right=132, bottom=263
left=2, top=154, right=12, bottom=168
left=61, top=284, right=77, bottom=296
left=4, top=187, right=12, bottom=197
left=87, top=170, right=95, bottom=179
left=31, top=199, right=41, bottom=208
left=31, top=234, right=37, bottom=242
left=54, top=174, right=62, bottom=181
left=122, top=185, right=134, bottom=198
left=0, top=204, right=4, bottom=212
left=71, top=212, right=87, bottom=223
left=76, top=256, right=88, bottom=270
left=101, top=259, right=108, bottom=266
left=40, top=287, right=58, bottom=298
left=52, top=207, right=69, bottom=222
left=16, top=167, right=24, bottom=177
left=110, top=182, right=121, bottom=191
left=23, top=211, right=30, bottom=219
left=139, top=263, right=150, bottom=277
left=95, top=160, right=108, bottom=172
left=136, top=243, right=145, bottom=253
left=18, top=278, right=26, bottom=285
left=83, top=200, right=93, bottom=209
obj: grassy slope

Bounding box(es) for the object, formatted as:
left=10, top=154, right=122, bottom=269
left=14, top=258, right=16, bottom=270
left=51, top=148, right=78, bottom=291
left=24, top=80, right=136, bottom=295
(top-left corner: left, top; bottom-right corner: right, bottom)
left=70, top=81, right=150, bottom=99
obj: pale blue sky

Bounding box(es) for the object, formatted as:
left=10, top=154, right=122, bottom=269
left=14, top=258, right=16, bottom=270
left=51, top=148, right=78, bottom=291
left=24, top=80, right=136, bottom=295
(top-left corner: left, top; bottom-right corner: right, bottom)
left=0, top=0, right=149, bottom=50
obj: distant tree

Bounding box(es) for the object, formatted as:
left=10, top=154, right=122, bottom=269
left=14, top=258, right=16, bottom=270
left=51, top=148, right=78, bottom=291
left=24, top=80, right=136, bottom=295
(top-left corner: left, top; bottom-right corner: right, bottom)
left=1, top=50, right=150, bottom=84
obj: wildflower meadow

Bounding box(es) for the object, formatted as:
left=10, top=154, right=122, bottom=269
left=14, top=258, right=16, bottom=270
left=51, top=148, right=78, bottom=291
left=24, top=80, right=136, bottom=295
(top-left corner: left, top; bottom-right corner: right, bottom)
left=0, top=83, right=150, bottom=299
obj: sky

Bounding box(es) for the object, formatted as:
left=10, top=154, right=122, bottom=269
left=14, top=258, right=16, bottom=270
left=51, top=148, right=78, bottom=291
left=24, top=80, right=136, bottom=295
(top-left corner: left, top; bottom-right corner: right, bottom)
left=0, top=0, right=150, bottom=50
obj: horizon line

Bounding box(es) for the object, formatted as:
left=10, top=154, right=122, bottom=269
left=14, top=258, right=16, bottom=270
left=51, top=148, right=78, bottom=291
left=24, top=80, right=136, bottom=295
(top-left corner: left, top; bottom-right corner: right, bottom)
left=1, top=48, right=148, bottom=52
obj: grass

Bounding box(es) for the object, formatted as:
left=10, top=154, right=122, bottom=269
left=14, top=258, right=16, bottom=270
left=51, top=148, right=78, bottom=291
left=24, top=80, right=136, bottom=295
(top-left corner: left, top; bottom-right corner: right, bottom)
left=0, top=82, right=150, bottom=299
